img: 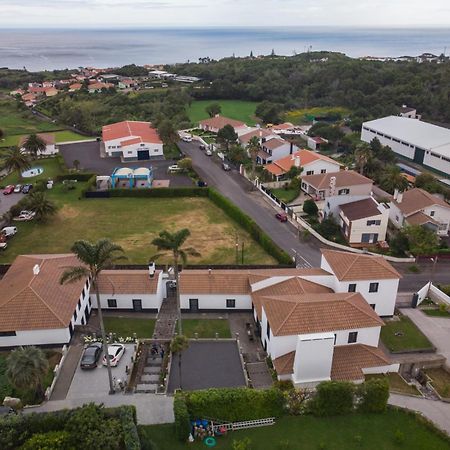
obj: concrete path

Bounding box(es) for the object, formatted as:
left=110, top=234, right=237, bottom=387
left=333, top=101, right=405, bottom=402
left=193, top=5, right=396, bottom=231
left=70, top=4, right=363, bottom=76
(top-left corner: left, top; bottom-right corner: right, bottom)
left=26, top=393, right=174, bottom=425
left=400, top=308, right=450, bottom=365
left=389, top=393, right=450, bottom=435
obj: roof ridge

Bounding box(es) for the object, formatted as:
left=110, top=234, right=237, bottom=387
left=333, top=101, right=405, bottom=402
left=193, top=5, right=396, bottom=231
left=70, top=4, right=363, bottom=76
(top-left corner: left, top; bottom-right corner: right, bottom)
left=29, top=285, right=67, bottom=327
left=0, top=284, right=32, bottom=308
left=273, top=301, right=301, bottom=335
left=360, top=343, right=388, bottom=361
left=344, top=293, right=384, bottom=325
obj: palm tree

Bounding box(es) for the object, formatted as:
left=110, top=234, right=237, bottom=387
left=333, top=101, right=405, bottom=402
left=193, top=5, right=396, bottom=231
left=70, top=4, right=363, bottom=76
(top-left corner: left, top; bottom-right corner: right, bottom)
left=60, top=239, right=126, bottom=394
left=25, top=191, right=57, bottom=221
left=1, top=146, right=31, bottom=176
left=6, top=346, right=49, bottom=400
left=21, top=134, right=47, bottom=158
left=170, top=335, right=189, bottom=390
left=380, top=166, right=409, bottom=194
left=354, top=143, right=373, bottom=176
left=246, top=136, right=260, bottom=176
left=151, top=229, right=200, bottom=335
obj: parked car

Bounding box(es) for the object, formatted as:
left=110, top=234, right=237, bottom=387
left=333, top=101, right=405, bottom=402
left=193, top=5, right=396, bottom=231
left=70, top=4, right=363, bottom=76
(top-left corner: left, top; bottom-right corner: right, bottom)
left=197, top=180, right=208, bottom=187
left=0, top=406, right=14, bottom=416
left=102, top=343, right=125, bottom=367
left=205, top=149, right=212, bottom=156
left=13, top=211, right=36, bottom=221
left=182, top=135, right=192, bottom=143
left=167, top=164, right=183, bottom=173
left=275, top=213, right=288, bottom=223
left=22, top=184, right=33, bottom=194
left=13, top=184, right=23, bottom=193
left=3, top=185, right=15, bottom=195
left=222, top=163, right=231, bottom=171
left=199, top=144, right=206, bottom=150
left=0, top=241, right=7, bottom=251
left=1, top=226, right=18, bottom=238
left=80, top=342, right=103, bottom=369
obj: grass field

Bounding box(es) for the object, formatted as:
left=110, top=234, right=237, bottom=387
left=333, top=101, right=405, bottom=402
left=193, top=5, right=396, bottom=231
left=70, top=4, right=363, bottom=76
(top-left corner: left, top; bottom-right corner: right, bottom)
left=425, top=368, right=450, bottom=398
left=270, top=187, right=300, bottom=204
left=0, top=157, right=63, bottom=185
left=0, top=130, right=91, bottom=148
left=187, top=100, right=259, bottom=126
left=0, top=183, right=275, bottom=265
left=138, top=410, right=450, bottom=450
left=181, top=319, right=231, bottom=338
left=365, top=373, right=421, bottom=396
left=422, top=308, right=450, bottom=318
left=103, top=317, right=156, bottom=339
left=285, top=106, right=351, bottom=125
left=380, top=315, right=433, bottom=352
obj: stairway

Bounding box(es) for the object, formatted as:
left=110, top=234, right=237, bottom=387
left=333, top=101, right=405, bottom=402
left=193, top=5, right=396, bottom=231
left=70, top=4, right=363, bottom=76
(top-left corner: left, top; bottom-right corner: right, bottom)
left=153, top=292, right=178, bottom=340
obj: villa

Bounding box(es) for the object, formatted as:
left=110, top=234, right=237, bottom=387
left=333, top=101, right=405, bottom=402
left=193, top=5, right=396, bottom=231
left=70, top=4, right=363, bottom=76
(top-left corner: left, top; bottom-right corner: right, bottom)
left=19, top=133, right=57, bottom=156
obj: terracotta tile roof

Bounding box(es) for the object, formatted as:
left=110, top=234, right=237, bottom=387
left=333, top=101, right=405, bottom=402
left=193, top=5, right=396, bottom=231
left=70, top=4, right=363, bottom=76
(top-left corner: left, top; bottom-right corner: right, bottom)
left=102, top=120, right=162, bottom=145
left=339, top=197, right=381, bottom=221
left=321, top=249, right=401, bottom=281
left=0, top=254, right=86, bottom=331
left=252, top=276, right=332, bottom=319
left=199, top=115, right=246, bottom=130
left=239, top=128, right=274, bottom=144
left=69, top=83, right=82, bottom=89
left=97, top=270, right=160, bottom=294
left=265, top=163, right=285, bottom=176
left=406, top=211, right=440, bottom=226
left=302, top=170, right=373, bottom=190
left=179, top=270, right=251, bottom=294
left=19, top=133, right=55, bottom=147
left=261, top=292, right=383, bottom=336
left=273, top=351, right=295, bottom=375
left=392, top=188, right=450, bottom=217
left=272, top=122, right=294, bottom=131
left=263, top=138, right=286, bottom=150
left=331, top=344, right=390, bottom=381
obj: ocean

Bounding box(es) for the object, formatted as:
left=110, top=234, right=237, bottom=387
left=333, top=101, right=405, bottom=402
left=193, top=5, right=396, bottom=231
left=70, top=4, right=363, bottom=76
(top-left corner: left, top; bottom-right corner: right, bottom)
left=0, top=27, right=449, bottom=72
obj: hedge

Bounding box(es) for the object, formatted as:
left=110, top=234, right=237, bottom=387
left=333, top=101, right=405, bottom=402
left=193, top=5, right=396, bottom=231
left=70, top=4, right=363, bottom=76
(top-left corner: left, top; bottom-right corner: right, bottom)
left=109, top=187, right=208, bottom=198
left=184, top=387, right=285, bottom=422
left=357, top=378, right=389, bottom=413
left=80, top=174, right=97, bottom=197
left=174, top=395, right=191, bottom=442
left=311, top=381, right=355, bottom=417
left=119, top=406, right=140, bottom=450
left=55, top=172, right=96, bottom=182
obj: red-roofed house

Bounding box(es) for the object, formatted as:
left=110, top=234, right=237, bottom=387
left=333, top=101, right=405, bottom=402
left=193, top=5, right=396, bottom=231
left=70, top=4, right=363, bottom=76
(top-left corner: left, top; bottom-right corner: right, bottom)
left=258, top=137, right=299, bottom=164
left=265, top=149, right=341, bottom=181
left=307, top=136, right=329, bottom=151
left=199, top=115, right=248, bottom=134
left=102, top=120, right=163, bottom=160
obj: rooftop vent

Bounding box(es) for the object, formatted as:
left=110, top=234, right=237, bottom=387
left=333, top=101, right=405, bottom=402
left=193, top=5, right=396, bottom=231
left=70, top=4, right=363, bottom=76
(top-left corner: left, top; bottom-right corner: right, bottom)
left=33, top=264, right=40, bottom=275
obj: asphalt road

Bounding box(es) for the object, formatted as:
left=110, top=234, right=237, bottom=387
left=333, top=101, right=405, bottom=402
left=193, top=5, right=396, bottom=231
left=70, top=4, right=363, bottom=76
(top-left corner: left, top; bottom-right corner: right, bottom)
left=179, top=141, right=450, bottom=291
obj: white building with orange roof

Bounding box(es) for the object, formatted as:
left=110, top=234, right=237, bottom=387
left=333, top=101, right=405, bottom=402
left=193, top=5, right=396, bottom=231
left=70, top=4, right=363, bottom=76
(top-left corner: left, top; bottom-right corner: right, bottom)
left=102, top=120, right=163, bottom=161
left=199, top=115, right=248, bottom=134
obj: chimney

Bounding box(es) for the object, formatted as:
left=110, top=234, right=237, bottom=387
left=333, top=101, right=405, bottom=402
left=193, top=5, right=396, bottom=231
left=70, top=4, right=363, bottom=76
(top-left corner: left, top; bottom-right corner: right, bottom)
left=397, top=192, right=403, bottom=203
left=290, top=142, right=294, bottom=155
left=148, top=261, right=155, bottom=278
left=33, top=264, right=40, bottom=276
left=208, top=268, right=212, bottom=276
left=393, top=189, right=399, bottom=200
left=294, top=156, right=301, bottom=167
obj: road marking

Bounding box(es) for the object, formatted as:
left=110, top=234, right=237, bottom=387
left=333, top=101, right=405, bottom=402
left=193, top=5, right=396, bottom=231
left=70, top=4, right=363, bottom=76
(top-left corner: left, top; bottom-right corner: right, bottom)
left=291, top=248, right=312, bottom=268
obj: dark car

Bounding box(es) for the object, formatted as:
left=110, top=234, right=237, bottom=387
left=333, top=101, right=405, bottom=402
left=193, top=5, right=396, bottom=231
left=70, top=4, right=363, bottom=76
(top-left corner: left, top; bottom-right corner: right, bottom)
left=0, top=406, right=14, bottom=416
left=22, top=184, right=33, bottom=194
left=197, top=180, right=208, bottom=187
left=80, top=342, right=103, bottom=369
left=275, top=213, right=288, bottom=222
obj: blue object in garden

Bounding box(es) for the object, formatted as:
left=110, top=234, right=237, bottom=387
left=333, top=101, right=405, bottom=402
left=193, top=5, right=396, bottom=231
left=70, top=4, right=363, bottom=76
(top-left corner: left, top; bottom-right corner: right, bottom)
left=204, top=437, right=216, bottom=447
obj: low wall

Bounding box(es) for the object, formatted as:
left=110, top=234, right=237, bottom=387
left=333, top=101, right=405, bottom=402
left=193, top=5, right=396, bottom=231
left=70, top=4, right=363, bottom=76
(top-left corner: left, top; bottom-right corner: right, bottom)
left=416, top=283, right=450, bottom=307
left=44, top=344, right=69, bottom=401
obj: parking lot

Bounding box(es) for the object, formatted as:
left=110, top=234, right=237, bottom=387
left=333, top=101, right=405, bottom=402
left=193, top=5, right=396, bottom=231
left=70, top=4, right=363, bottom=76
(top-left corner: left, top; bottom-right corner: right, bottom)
left=66, top=343, right=135, bottom=399
left=0, top=190, right=25, bottom=216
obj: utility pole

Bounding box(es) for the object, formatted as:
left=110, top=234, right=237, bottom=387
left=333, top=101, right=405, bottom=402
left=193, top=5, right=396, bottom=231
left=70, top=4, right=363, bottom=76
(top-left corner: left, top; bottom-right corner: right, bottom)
left=241, top=241, right=245, bottom=265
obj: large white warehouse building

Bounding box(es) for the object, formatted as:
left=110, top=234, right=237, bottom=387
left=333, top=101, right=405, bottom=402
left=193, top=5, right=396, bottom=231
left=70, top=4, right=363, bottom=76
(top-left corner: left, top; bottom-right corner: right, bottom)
left=361, top=116, right=450, bottom=176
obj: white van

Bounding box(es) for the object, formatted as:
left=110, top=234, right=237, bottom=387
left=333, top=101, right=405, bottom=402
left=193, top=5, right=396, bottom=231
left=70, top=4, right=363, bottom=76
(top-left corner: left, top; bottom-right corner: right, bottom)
left=1, top=226, right=17, bottom=238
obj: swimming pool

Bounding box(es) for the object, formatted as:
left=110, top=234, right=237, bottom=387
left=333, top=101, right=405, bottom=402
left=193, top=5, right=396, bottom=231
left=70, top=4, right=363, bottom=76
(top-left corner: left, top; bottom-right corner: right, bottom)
left=21, top=166, right=44, bottom=178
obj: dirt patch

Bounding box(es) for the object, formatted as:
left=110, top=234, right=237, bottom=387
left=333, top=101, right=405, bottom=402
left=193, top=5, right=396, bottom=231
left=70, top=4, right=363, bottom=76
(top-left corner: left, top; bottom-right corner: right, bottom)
left=59, top=205, right=81, bottom=219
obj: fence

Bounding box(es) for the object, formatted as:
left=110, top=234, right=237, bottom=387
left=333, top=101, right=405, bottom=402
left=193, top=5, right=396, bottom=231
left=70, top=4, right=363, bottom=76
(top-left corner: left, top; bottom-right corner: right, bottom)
left=415, top=282, right=450, bottom=307
left=44, top=344, right=69, bottom=401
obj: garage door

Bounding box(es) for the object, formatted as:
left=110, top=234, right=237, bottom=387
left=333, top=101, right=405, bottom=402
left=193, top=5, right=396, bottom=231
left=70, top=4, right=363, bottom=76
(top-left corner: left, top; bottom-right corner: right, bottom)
left=138, top=150, right=150, bottom=160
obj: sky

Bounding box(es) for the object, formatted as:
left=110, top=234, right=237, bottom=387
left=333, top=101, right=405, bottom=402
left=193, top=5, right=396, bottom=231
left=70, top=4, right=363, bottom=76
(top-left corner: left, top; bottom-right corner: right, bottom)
left=1, top=0, right=450, bottom=28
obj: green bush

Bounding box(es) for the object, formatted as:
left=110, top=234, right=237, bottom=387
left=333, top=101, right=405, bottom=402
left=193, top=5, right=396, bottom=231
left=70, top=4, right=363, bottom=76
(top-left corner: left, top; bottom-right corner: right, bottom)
left=80, top=174, right=97, bottom=197
left=185, top=387, right=285, bottom=422
left=311, top=381, right=355, bottom=417
left=303, top=199, right=318, bottom=216
left=55, top=172, right=96, bottom=182
left=119, top=406, right=140, bottom=450
left=21, top=430, right=71, bottom=450
left=109, top=187, right=208, bottom=198
left=357, top=378, right=389, bottom=413
left=174, top=395, right=191, bottom=442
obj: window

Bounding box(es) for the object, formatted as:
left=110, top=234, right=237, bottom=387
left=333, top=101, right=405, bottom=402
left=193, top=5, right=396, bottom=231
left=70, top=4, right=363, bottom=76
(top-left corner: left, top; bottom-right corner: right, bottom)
left=321, top=169, right=327, bottom=174
left=77, top=299, right=81, bottom=310
left=0, top=331, right=16, bottom=336
left=369, top=282, right=379, bottom=293
left=226, top=299, right=236, bottom=308
left=370, top=304, right=376, bottom=310
left=348, top=283, right=356, bottom=292
left=334, top=334, right=337, bottom=345
left=306, top=170, right=314, bottom=175
left=348, top=332, right=358, bottom=343
left=88, top=297, right=92, bottom=307
left=107, top=299, right=117, bottom=308
left=367, top=220, right=381, bottom=226
left=430, top=211, right=435, bottom=217
left=82, top=287, right=85, bottom=298
left=338, top=188, right=350, bottom=195
left=81, top=317, right=85, bottom=325
left=266, top=322, right=271, bottom=340
left=395, top=215, right=400, bottom=222
left=73, top=310, right=78, bottom=321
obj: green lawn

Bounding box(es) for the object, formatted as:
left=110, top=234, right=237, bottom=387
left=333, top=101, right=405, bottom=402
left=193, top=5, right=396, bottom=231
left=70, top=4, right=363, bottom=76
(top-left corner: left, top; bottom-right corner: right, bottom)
left=187, top=100, right=259, bottom=126
left=380, top=315, right=433, bottom=352
left=164, top=143, right=182, bottom=160
left=365, top=373, right=420, bottom=396
left=181, top=319, right=231, bottom=338
left=425, top=368, right=450, bottom=398
left=138, top=410, right=450, bottom=450
left=0, top=130, right=91, bottom=148
left=422, top=308, right=450, bottom=318
left=103, top=317, right=156, bottom=339
left=0, top=184, right=276, bottom=265
left=270, top=188, right=300, bottom=204
left=285, top=106, right=351, bottom=125
left=0, top=157, right=63, bottom=185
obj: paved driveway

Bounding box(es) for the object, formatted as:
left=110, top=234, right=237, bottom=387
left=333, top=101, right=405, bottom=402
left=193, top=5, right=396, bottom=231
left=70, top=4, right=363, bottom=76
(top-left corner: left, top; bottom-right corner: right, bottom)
left=0, top=191, right=25, bottom=215
left=400, top=308, right=450, bottom=365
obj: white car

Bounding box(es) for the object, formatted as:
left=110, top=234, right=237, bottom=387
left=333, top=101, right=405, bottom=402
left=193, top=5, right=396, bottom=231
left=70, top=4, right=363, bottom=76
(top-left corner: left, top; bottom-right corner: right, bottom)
left=1, top=226, right=17, bottom=238
left=167, top=164, right=183, bottom=173
left=205, top=149, right=212, bottom=156
left=182, top=135, right=192, bottom=143
left=102, top=343, right=125, bottom=367
left=13, top=211, right=36, bottom=221
left=13, top=185, right=23, bottom=193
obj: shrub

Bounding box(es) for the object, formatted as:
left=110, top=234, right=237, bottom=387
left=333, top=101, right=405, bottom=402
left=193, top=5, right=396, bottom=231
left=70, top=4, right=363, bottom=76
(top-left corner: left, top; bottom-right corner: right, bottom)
left=303, top=199, right=318, bottom=216
left=185, top=387, right=285, bottom=422
left=80, top=174, right=97, bottom=197
left=394, top=429, right=405, bottom=445
left=119, top=406, right=140, bottom=450
left=108, top=187, right=208, bottom=198
left=311, top=381, right=355, bottom=416
left=55, top=172, right=96, bottom=182
left=21, top=430, right=71, bottom=450
left=273, top=380, right=294, bottom=392
left=357, top=378, right=389, bottom=413
left=174, top=395, right=191, bottom=442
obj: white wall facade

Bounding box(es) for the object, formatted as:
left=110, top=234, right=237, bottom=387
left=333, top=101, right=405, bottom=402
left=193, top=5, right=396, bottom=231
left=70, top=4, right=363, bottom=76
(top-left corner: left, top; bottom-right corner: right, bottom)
left=71, top=278, right=92, bottom=327
left=302, top=159, right=341, bottom=177
left=180, top=294, right=252, bottom=311
left=0, top=328, right=71, bottom=347
left=105, top=137, right=163, bottom=159
left=324, top=195, right=369, bottom=217
left=339, top=209, right=389, bottom=244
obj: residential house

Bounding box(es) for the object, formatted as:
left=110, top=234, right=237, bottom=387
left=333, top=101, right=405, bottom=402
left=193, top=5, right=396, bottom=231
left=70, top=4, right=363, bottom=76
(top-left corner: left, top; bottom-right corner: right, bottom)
left=199, top=115, right=248, bottom=134
left=257, top=137, right=298, bottom=165
left=399, top=105, right=421, bottom=120
left=19, top=133, right=57, bottom=156
left=307, top=136, right=328, bottom=151
left=265, top=149, right=341, bottom=181
left=338, top=197, right=389, bottom=246
left=88, top=82, right=114, bottom=93
left=301, top=170, right=373, bottom=200
left=118, top=79, right=138, bottom=90
left=389, top=188, right=450, bottom=236
left=69, top=83, right=83, bottom=92
left=44, top=87, right=58, bottom=97
left=271, top=122, right=295, bottom=134
left=9, top=89, right=25, bottom=97
left=102, top=120, right=163, bottom=161
left=98, top=74, right=120, bottom=83
left=0, top=255, right=92, bottom=347
left=21, top=92, right=38, bottom=107
left=238, top=128, right=278, bottom=147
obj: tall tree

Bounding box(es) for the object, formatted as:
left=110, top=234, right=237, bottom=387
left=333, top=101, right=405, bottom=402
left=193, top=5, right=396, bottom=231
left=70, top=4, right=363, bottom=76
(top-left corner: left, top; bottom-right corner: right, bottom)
left=60, top=239, right=126, bottom=394
left=1, top=146, right=31, bottom=175
left=354, top=143, right=373, bottom=175
left=170, top=334, right=189, bottom=390
left=25, top=191, right=57, bottom=222
left=246, top=136, right=260, bottom=176
left=217, top=124, right=238, bottom=151
left=404, top=225, right=440, bottom=256
left=157, top=119, right=179, bottom=146
left=21, top=134, right=47, bottom=158
left=205, top=103, right=221, bottom=118
left=6, top=346, right=49, bottom=400
left=151, top=229, right=200, bottom=336
left=379, top=166, right=409, bottom=194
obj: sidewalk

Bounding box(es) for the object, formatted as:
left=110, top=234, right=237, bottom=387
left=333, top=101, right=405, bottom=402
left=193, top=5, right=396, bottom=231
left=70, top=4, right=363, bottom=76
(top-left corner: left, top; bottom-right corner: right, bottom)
left=389, top=393, right=450, bottom=435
